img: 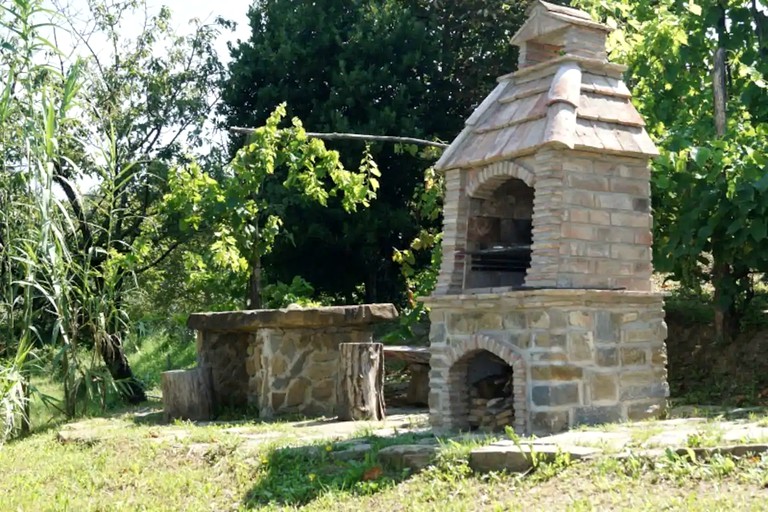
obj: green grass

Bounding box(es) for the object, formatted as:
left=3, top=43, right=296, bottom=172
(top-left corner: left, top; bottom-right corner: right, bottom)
left=9, top=311, right=768, bottom=510
left=125, top=327, right=198, bottom=394
left=4, top=412, right=768, bottom=511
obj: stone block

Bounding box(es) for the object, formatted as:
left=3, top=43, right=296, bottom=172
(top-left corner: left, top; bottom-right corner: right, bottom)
left=595, top=193, right=633, bottom=210
left=619, top=370, right=656, bottom=386
left=610, top=178, right=649, bottom=196
left=563, top=190, right=596, bottom=209
left=622, top=328, right=655, bottom=343
left=651, top=346, right=667, bottom=366
left=271, top=392, right=286, bottom=411
left=531, top=411, right=570, bottom=434
left=589, top=373, right=618, bottom=402
left=626, top=400, right=666, bottom=421
left=611, top=244, right=650, bottom=261
left=285, top=378, right=309, bottom=407
left=596, top=347, right=618, bottom=366
left=563, top=223, right=596, bottom=241
left=188, top=304, right=397, bottom=331
left=550, top=365, right=581, bottom=382
left=447, top=312, right=476, bottom=333
left=245, top=356, right=258, bottom=377
left=611, top=212, right=650, bottom=228
left=503, top=312, right=528, bottom=330
left=378, top=444, right=438, bottom=472
left=565, top=173, right=609, bottom=192
left=568, top=311, right=593, bottom=329
left=634, top=230, right=653, bottom=245
left=332, top=443, right=373, bottom=462
left=469, top=442, right=599, bottom=474
left=549, top=310, right=567, bottom=329
left=633, top=198, right=650, bottom=213
left=532, top=383, right=579, bottom=407
left=531, top=331, right=552, bottom=348
left=478, top=313, right=503, bottom=330
left=305, top=361, right=338, bottom=381
left=429, top=322, right=447, bottom=344
left=311, top=379, right=335, bottom=402
left=589, top=210, right=611, bottom=226
left=620, top=383, right=668, bottom=401
left=620, top=347, right=647, bottom=366
left=528, top=311, right=550, bottom=329
left=530, top=351, right=569, bottom=363
left=595, top=311, right=618, bottom=342
left=568, top=331, right=595, bottom=362
left=513, top=332, right=532, bottom=349
left=573, top=405, right=622, bottom=426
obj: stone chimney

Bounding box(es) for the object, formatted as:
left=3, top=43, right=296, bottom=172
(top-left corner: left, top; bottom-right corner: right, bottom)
left=512, top=1, right=611, bottom=67
left=433, top=0, right=659, bottom=294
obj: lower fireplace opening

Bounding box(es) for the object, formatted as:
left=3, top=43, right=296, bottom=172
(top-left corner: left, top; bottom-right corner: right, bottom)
left=449, top=349, right=517, bottom=432
left=467, top=351, right=515, bottom=431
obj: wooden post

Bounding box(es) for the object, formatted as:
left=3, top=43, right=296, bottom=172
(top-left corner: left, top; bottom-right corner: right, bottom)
left=336, top=342, right=386, bottom=421
left=161, top=366, right=215, bottom=421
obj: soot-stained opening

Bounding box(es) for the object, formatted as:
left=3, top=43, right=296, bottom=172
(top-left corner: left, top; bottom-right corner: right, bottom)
left=465, top=178, right=533, bottom=290
left=466, top=350, right=515, bottom=431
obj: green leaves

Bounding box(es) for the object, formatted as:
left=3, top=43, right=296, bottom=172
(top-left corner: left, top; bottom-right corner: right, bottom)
left=685, top=1, right=702, bottom=16
left=159, top=104, right=380, bottom=305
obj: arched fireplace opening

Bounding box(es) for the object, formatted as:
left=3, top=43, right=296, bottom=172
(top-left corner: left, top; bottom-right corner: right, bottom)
left=449, top=348, right=520, bottom=432
left=465, top=177, right=534, bottom=290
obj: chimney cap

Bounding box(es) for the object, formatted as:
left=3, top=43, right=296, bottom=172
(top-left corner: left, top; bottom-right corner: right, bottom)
left=510, top=1, right=612, bottom=48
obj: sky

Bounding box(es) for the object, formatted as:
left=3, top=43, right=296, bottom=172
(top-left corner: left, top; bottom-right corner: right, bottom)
left=57, top=0, right=255, bottom=62
left=140, top=0, right=253, bottom=61
left=44, top=0, right=256, bottom=193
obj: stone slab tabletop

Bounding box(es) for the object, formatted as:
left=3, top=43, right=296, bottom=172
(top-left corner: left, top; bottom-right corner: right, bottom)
left=187, top=303, right=398, bottom=332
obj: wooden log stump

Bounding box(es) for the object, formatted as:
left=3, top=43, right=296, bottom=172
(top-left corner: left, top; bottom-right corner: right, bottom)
left=161, top=366, right=215, bottom=421
left=336, top=342, right=386, bottom=421
left=405, top=363, right=430, bottom=406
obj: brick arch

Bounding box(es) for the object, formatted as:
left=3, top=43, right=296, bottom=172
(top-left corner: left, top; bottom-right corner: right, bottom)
left=466, top=161, right=535, bottom=199
left=444, top=334, right=528, bottom=434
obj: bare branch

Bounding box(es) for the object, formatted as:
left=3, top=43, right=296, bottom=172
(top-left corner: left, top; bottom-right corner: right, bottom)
left=229, top=127, right=449, bottom=149
left=134, top=240, right=184, bottom=274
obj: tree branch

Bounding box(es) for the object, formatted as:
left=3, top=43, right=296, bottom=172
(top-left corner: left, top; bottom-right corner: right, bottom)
left=134, top=240, right=184, bottom=274
left=229, top=127, right=449, bottom=149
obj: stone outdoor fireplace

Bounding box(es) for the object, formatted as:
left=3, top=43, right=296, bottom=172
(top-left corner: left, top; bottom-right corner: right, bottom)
left=422, top=1, right=669, bottom=435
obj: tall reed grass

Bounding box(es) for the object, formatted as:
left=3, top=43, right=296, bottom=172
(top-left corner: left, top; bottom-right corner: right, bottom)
left=0, top=0, right=130, bottom=441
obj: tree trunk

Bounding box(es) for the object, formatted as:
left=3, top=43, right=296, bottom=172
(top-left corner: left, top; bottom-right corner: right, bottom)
left=712, top=5, right=731, bottom=341
left=712, top=260, right=732, bottom=342
left=161, top=366, right=215, bottom=421
left=247, top=223, right=262, bottom=309
left=336, top=342, right=386, bottom=421
left=247, top=255, right=262, bottom=309
left=101, top=333, right=147, bottom=404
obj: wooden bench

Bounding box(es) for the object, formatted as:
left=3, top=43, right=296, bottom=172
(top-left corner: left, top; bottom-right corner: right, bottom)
left=383, top=345, right=430, bottom=406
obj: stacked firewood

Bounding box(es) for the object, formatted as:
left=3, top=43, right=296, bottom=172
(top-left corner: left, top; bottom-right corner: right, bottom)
left=467, top=372, right=515, bottom=431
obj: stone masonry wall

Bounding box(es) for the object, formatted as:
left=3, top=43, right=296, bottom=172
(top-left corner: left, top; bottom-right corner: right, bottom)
left=425, top=289, right=668, bottom=435
left=249, top=327, right=372, bottom=418
left=196, top=331, right=252, bottom=410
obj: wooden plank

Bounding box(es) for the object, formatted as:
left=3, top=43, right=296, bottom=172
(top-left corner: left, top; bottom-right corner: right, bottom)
left=383, top=345, right=430, bottom=365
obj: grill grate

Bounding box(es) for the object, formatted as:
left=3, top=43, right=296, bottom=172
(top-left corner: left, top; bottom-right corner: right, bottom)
left=469, top=245, right=531, bottom=272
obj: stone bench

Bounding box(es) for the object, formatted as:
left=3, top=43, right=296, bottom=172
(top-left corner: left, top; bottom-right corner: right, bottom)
left=187, top=304, right=397, bottom=419
left=383, top=345, right=430, bottom=406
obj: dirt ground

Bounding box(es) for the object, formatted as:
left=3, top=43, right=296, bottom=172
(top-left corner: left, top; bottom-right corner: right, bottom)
left=666, top=312, right=768, bottom=406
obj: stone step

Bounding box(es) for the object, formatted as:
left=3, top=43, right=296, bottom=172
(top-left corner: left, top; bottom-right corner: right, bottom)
left=469, top=440, right=600, bottom=473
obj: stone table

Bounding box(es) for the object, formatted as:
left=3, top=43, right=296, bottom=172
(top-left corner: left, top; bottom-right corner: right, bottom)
left=187, top=304, right=397, bottom=418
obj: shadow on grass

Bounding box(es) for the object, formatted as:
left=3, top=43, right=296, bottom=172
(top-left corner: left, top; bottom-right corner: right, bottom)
left=241, top=431, right=438, bottom=509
